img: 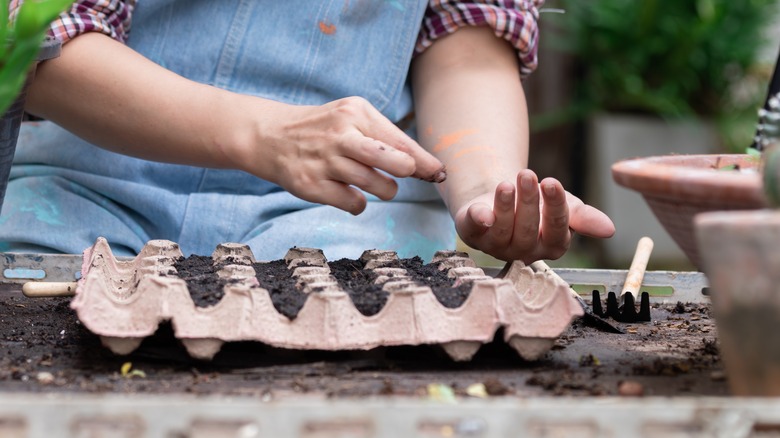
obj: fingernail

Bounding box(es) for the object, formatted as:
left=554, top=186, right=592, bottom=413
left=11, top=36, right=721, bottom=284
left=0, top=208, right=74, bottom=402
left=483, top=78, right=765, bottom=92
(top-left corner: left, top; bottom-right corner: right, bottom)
left=499, top=190, right=513, bottom=203
left=521, top=175, right=534, bottom=191
left=424, top=166, right=447, bottom=183
left=544, top=183, right=556, bottom=196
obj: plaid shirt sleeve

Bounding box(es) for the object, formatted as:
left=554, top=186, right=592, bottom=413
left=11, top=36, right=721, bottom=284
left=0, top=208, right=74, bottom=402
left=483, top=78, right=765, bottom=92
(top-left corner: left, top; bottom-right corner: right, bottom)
left=9, top=0, right=136, bottom=44
left=416, top=0, right=544, bottom=77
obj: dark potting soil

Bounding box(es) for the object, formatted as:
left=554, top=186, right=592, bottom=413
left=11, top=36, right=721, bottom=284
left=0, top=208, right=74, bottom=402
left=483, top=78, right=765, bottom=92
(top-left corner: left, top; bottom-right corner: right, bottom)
left=172, top=255, right=234, bottom=308
left=325, top=256, right=474, bottom=314
left=171, top=252, right=474, bottom=316
left=400, top=257, right=473, bottom=309
left=251, top=258, right=391, bottom=319
left=327, top=258, right=386, bottom=317
left=253, top=259, right=308, bottom=320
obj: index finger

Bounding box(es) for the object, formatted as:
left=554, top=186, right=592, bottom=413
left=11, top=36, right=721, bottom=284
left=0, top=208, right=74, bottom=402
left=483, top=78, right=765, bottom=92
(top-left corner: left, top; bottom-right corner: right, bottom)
left=362, top=106, right=447, bottom=183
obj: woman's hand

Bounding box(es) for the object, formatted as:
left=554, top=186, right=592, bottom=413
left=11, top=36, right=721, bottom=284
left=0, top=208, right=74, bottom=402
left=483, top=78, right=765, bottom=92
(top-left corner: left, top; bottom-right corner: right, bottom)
left=240, top=96, right=446, bottom=215
left=26, top=34, right=445, bottom=217
left=454, top=169, right=615, bottom=263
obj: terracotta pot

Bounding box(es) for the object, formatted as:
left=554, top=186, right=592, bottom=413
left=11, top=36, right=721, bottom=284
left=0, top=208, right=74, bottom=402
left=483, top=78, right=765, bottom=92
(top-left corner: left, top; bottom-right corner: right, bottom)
left=695, top=210, right=780, bottom=396
left=612, top=154, right=768, bottom=270
left=0, top=37, right=61, bottom=215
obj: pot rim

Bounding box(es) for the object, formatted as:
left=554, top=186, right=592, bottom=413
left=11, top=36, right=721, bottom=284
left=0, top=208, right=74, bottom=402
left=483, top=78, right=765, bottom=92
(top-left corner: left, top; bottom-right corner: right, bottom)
left=611, top=153, right=767, bottom=206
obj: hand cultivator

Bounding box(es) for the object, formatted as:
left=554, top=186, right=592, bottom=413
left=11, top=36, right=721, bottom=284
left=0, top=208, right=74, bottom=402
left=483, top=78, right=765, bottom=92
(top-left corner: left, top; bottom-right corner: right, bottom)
left=592, top=237, right=654, bottom=323
left=527, top=260, right=625, bottom=334
left=497, top=258, right=625, bottom=334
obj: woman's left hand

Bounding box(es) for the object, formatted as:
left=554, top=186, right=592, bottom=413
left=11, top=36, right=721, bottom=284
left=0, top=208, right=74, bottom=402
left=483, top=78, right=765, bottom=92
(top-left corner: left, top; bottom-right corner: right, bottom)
left=454, top=169, right=615, bottom=264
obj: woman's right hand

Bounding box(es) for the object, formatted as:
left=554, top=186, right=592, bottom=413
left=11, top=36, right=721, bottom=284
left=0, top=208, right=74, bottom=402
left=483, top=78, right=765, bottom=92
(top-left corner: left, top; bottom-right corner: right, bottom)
left=26, top=33, right=444, bottom=215
left=235, top=96, right=446, bottom=215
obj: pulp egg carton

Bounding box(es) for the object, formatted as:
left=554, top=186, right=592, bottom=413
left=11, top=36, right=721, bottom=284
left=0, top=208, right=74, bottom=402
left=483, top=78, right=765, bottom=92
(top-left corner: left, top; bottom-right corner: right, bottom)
left=71, top=238, right=582, bottom=361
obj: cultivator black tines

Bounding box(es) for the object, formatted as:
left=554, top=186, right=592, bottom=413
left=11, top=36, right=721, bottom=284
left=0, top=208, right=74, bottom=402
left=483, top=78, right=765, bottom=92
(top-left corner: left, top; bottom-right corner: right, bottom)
left=591, top=290, right=651, bottom=323
left=590, top=236, right=654, bottom=324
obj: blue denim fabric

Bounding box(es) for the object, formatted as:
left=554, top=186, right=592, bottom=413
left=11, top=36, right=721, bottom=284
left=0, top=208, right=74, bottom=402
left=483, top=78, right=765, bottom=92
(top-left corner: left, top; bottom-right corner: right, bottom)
left=0, top=0, right=455, bottom=261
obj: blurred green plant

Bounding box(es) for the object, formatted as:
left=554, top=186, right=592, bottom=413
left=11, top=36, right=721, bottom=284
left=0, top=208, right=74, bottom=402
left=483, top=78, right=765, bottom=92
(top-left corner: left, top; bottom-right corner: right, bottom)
left=1, top=0, right=73, bottom=115
left=534, top=0, right=780, bottom=151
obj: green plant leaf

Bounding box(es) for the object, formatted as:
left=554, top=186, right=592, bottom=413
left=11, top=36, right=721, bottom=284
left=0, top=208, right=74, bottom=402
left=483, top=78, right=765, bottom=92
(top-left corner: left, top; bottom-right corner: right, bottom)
left=14, top=0, right=73, bottom=39
left=0, top=0, right=9, bottom=59
left=0, top=36, right=41, bottom=114
left=547, top=0, right=779, bottom=130
left=0, top=35, right=42, bottom=79
left=696, top=0, right=716, bottom=21
left=1, top=0, right=73, bottom=114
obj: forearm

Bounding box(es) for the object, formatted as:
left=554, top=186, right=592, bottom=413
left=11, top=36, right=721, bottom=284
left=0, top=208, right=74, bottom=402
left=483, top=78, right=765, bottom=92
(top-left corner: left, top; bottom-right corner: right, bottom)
left=24, top=32, right=446, bottom=215
left=25, top=32, right=265, bottom=171
left=411, top=26, right=528, bottom=215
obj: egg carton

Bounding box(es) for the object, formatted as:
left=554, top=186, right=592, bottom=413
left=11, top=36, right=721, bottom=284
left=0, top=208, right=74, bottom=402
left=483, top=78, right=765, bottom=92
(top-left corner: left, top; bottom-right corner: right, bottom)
left=71, top=238, right=583, bottom=362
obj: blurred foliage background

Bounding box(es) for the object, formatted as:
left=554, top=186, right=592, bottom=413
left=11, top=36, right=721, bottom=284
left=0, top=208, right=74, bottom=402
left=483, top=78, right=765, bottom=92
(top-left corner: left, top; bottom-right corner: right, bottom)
left=532, top=0, right=780, bottom=153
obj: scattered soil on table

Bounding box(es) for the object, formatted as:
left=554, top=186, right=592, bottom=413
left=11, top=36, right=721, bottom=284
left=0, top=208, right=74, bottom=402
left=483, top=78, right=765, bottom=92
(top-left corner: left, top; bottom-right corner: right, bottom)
left=0, top=285, right=730, bottom=399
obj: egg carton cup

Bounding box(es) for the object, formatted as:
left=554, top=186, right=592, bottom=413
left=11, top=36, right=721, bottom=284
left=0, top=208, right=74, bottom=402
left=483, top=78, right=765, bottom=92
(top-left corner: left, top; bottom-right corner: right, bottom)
left=71, top=238, right=583, bottom=362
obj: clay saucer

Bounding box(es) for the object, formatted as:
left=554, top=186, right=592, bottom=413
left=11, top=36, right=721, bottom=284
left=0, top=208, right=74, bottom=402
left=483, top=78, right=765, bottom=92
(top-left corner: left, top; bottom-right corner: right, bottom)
left=612, top=154, right=768, bottom=270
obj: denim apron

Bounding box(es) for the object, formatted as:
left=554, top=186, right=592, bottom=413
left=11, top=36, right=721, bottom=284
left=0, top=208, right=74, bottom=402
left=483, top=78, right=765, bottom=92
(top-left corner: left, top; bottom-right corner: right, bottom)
left=0, top=0, right=455, bottom=261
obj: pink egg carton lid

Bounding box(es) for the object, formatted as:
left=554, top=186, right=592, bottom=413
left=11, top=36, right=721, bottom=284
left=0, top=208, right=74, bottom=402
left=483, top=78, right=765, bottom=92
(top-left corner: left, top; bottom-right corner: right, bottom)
left=71, top=238, right=583, bottom=362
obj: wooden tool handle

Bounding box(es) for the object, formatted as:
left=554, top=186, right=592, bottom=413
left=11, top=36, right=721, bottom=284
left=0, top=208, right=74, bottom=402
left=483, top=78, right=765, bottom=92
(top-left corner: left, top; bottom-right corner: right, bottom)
left=620, top=236, right=654, bottom=298
left=22, top=281, right=78, bottom=297
left=529, top=260, right=579, bottom=298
